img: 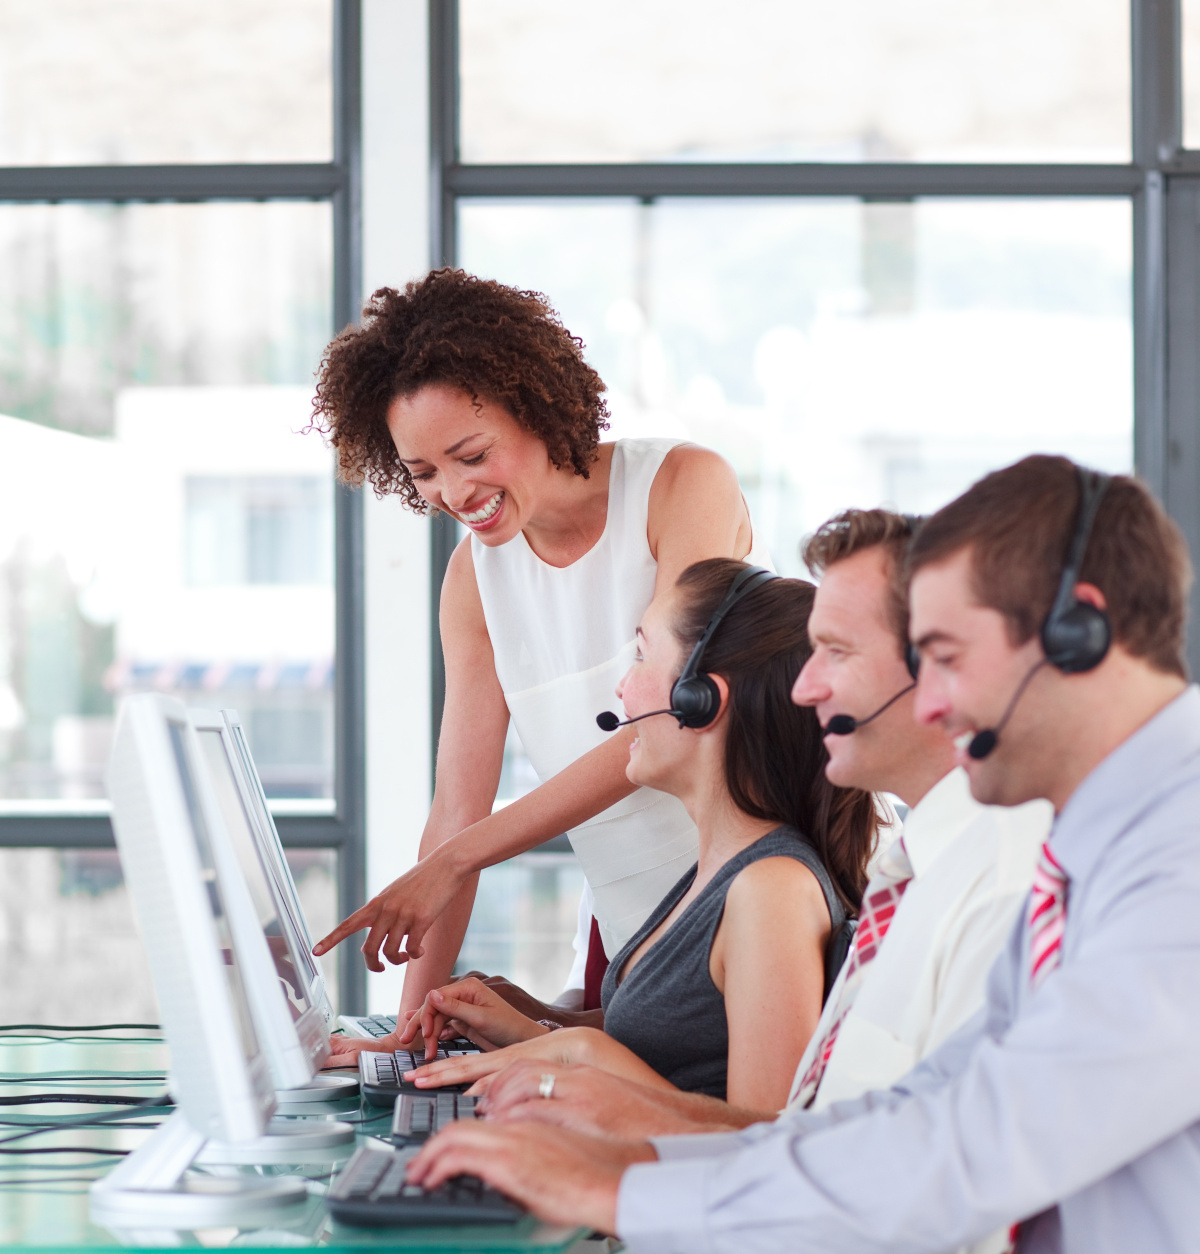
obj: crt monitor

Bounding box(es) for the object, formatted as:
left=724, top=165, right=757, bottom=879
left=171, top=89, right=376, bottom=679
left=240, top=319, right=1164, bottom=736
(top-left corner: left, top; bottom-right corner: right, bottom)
left=190, top=709, right=330, bottom=1086
left=95, top=693, right=307, bottom=1224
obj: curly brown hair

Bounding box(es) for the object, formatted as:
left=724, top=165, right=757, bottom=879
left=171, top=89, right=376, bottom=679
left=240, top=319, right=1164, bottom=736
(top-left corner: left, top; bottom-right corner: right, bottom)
left=310, top=269, right=611, bottom=511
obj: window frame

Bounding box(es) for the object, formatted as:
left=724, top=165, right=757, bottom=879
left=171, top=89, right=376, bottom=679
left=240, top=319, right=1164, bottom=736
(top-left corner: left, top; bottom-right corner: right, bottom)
left=0, top=0, right=368, bottom=1013
left=428, top=0, right=1200, bottom=727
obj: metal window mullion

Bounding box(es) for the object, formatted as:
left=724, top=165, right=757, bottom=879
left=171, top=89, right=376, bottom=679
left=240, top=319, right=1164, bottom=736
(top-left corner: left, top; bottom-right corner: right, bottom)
left=445, top=162, right=1142, bottom=200
left=1131, top=0, right=1181, bottom=499
left=428, top=0, right=461, bottom=789
left=332, top=0, right=367, bottom=1015
left=0, top=163, right=344, bottom=202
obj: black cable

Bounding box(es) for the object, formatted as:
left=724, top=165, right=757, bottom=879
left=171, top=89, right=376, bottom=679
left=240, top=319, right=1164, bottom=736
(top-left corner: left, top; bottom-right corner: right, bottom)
left=0, top=1023, right=160, bottom=1032
left=0, top=1036, right=163, bottom=1045
left=0, top=1095, right=172, bottom=1147
left=0, top=1094, right=162, bottom=1107
left=0, top=1075, right=167, bottom=1084
left=0, top=1177, right=105, bottom=1188
left=0, top=1146, right=128, bottom=1156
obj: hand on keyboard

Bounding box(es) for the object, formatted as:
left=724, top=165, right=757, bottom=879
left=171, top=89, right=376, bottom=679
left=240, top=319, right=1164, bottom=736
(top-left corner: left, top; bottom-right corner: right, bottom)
left=405, top=1119, right=654, bottom=1232
left=327, top=1143, right=523, bottom=1226
left=409, top=1025, right=603, bottom=1094
left=326, top=1032, right=402, bottom=1066
left=398, top=977, right=555, bottom=1053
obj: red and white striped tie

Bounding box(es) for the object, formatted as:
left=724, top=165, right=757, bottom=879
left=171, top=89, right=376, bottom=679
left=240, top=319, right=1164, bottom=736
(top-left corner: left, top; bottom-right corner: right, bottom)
left=791, top=838, right=913, bottom=1108
left=1007, top=843, right=1070, bottom=1252
left=1029, top=842, right=1068, bottom=990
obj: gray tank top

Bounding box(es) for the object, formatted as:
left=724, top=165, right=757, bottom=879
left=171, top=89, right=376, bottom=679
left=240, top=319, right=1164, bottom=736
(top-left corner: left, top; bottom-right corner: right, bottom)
left=599, top=826, right=845, bottom=1100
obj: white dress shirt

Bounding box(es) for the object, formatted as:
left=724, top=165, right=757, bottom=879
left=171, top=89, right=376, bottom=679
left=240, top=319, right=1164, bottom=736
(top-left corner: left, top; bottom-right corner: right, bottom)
left=794, top=767, right=1051, bottom=1113
left=617, top=687, right=1200, bottom=1254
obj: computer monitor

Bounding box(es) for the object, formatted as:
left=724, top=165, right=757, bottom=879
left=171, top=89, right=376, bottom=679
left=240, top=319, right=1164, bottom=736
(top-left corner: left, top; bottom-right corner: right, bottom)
left=189, top=709, right=330, bottom=1086
left=213, top=708, right=334, bottom=1031
left=93, top=693, right=306, bottom=1225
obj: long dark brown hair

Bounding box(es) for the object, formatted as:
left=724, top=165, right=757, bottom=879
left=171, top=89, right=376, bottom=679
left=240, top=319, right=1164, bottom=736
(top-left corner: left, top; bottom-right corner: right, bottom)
left=671, top=559, right=878, bottom=915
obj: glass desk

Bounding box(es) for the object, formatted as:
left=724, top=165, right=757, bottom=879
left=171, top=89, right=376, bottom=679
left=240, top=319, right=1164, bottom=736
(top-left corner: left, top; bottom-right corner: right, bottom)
left=0, top=1032, right=591, bottom=1254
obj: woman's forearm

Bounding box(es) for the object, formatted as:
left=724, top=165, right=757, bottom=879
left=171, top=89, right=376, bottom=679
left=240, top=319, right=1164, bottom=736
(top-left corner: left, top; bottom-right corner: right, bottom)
left=399, top=874, right=480, bottom=1017
left=396, top=733, right=635, bottom=1016
left=435, top=729, right=639, bottom=879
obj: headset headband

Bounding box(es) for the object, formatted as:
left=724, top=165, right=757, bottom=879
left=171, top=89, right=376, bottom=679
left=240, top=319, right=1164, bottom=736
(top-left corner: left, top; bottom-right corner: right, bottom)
left=1048, top=468, right=1110, bottom=623
left=675, top=565, right=778, bottom=688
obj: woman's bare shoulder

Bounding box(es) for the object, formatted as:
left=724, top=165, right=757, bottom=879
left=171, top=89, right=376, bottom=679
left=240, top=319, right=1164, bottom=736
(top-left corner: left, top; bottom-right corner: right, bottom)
left=725, top=855, right=829, bottom=923
left=651, top=442, right=741, bottom=500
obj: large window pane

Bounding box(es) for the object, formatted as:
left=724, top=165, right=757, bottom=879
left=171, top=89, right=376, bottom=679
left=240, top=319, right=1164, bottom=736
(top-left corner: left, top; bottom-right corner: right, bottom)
left=460, top=198, right=1132, bottom=577
left=0, top=203, right=334, bottom=801
left=0, top=0, right=332, bottom=164
left=457, top=853, right=585, bottom=1003
left=1183, top=1, right=1200, bottom=150
left=0, top=848, right=339, bottom=1020
left=461, top=0, right=1129, bottom=164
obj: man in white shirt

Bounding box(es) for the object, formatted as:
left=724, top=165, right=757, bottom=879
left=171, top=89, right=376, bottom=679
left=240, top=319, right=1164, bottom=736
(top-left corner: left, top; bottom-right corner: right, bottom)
left=459, top=508, right=1048, bottom=1140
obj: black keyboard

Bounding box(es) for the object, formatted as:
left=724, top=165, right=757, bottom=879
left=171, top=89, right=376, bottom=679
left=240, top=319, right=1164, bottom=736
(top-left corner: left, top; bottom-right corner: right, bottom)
left=359, top=1043, right=481, bottom=1106
left=391, top=1090, right=479, bottom=1145
left=327, top=1143, right=523, bottom=1227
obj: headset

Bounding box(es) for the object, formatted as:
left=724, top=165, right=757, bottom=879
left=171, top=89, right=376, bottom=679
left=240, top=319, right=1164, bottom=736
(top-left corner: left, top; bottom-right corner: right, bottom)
left=966, top=466, right=1111, bottom=759
left=596, top=565, right=779, bottom=733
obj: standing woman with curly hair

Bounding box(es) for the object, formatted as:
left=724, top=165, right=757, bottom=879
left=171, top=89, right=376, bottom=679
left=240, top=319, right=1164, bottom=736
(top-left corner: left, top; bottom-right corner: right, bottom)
left=312, top=269, right=772, bottom=1058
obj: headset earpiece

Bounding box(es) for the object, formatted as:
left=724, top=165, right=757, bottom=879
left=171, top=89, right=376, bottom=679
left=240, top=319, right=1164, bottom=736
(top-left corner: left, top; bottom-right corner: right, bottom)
left=1040, top=469, right=1112, bottom=675
left=669, top=673, right=722, bottom=729
left=670, top=565, right=779, bottom=731
left=905, top=642, right=920, bottom=680
left=1041, top=600, right=1111, bottom=674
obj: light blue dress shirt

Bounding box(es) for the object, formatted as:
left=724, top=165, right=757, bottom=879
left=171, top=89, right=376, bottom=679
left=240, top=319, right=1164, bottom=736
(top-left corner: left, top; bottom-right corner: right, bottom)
left=617, top=686, right=1200, bottom=1254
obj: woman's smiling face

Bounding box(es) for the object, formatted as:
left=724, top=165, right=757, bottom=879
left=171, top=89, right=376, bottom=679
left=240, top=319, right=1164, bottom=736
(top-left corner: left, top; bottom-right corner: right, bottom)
left=387, top=384, right=555, bottom=545
left=616, top=590, right=697, bottom=795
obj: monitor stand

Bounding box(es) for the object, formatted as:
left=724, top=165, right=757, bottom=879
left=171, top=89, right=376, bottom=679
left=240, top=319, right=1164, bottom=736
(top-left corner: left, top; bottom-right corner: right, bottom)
left=275, top=1071, right=359, bottom=1104
left=194, top=1115, right=355, bottom=1165
left=90, top=1110, right=307, bottom=1228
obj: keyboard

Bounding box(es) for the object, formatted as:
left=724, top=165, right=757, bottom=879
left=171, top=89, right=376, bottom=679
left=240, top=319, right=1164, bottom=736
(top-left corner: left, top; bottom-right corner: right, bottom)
left=359, top=1042, right=482, bottom=1106
left=326, top=1143, right=523, bottom=1227
left=340, top=1014, right=398, bottom=1038
left=391, top=1090, right=480, bottom=1145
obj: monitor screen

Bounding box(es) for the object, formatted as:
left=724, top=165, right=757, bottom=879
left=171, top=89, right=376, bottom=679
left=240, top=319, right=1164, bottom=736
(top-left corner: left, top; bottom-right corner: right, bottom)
left=226, top=720, right=322, bottom=992
left=166, top=717, right=261, bottom=1067
left=195, top=727, right=313, bottom=1024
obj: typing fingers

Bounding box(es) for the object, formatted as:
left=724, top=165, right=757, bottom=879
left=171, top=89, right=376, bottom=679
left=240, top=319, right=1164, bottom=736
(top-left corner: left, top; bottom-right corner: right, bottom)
left=477, top=1059, right=553, bottom=1114
left=410, top=1047, right=503, bottom=1088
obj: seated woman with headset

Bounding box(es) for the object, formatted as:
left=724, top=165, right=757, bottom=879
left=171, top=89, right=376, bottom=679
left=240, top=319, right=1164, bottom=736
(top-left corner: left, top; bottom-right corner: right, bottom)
left=398, top=560, right=879, bottom=1113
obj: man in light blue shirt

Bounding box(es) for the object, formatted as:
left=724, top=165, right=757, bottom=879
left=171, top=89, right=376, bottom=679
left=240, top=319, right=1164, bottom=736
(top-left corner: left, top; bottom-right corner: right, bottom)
left=406, top=455, right=1200, bottom=1254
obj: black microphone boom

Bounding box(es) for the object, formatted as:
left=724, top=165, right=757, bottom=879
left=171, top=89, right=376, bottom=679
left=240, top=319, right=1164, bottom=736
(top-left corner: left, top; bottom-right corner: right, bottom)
left=823, top=682, right=915, bottom=737
left=966, top=659, right=1048, bottom=760
left=596, top=708, right=680, bottom=732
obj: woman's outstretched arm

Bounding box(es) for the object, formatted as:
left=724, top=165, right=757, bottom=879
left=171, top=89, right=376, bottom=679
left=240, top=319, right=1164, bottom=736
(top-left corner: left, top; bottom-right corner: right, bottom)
left=314, top=539, right=638, bottom=1020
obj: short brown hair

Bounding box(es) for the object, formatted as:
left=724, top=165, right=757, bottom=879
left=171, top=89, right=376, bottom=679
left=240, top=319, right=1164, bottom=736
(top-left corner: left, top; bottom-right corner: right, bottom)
left=310, top=269, right=610, bottom=511
left=802, top=509, right=917, bottom=655
left=909, top=455, right=1192, bottom=678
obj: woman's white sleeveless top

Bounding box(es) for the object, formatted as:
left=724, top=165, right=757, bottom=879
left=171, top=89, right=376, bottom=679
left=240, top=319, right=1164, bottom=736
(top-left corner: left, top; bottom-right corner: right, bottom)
left=472, top=438, right=773, bottom=956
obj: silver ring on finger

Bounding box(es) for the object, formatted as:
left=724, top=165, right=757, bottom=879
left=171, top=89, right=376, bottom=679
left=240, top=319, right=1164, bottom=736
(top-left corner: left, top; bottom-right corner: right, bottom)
left=538, top=1072, right=556, bottom=1100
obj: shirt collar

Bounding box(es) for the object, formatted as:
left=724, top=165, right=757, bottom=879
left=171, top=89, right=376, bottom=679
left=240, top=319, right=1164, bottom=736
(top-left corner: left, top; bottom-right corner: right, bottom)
left=901, top=767, right=983, bottom=879
left=1052, top=684, right=1200, bottom=881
